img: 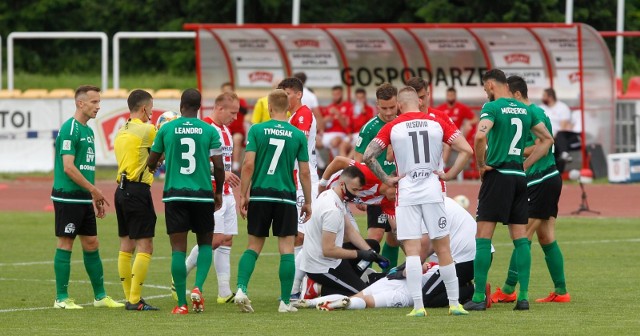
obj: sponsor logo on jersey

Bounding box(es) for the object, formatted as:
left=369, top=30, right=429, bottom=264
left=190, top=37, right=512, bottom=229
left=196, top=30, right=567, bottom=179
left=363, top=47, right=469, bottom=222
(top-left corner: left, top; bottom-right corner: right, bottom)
left=86, top=147, right=95, bottom=163
left=410, top=168, right=431, bottom=180
left=79, top=164, right=95, bottom=171
left=503, top=53, right=530, bottom=64
left=64, top=223, right=76, bottom=234
left=438, top=217, right=447, bottom=229
left=293, top=39, right=320, bottom=48
left=62, top=140, right=71, bottom=151
left=249, top=71, right=274, bottom=83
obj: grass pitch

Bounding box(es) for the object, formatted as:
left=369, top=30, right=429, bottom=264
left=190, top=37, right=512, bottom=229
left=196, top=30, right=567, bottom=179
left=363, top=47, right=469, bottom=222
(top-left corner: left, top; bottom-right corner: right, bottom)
left=0, top=212, right=638, bottom=335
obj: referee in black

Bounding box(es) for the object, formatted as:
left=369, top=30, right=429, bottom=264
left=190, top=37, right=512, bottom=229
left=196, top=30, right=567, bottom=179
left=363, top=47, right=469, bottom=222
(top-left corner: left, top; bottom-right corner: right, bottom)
left=114, top=89, right=159, bottom=311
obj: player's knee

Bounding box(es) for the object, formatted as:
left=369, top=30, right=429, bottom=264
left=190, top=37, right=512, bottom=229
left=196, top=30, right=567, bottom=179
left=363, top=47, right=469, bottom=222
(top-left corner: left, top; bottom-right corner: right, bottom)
left=367, top=229, right=384, bottom=242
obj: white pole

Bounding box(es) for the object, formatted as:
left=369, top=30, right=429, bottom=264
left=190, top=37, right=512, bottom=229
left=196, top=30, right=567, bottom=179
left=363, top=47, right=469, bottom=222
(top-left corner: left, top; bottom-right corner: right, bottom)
left=292, top=0, right=300, bottom=25
left=615, top=0, right=625, bottom=79
left=7, top=34, right=14, bottom=91
left=113, top=33, right=121, bottom=90
left=565, top=0, right=574, bottom=24
left=101, top=34, right=108, bottom=91
left=237, top=0, right=244, bottom=25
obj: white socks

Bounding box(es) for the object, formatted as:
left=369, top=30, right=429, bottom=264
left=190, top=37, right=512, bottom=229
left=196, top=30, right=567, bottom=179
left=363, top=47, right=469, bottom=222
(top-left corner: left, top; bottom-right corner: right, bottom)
left=291, top=249, right=305, bottom=294
left=214, top=246, right=232, bottom=297
left=439, top=262, right=460, bottom=307
left=294, top=245, right=303, bottom=258
left=406, top=255, right=424, bottom=310
left=348, top=297, right=366, bottom=310
left=185, top=245, right=199, bottom=275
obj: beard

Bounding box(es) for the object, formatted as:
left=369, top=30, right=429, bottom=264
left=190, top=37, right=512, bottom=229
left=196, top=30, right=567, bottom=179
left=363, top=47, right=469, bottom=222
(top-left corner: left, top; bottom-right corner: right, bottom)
left=488, top=93, right=495, bottom=102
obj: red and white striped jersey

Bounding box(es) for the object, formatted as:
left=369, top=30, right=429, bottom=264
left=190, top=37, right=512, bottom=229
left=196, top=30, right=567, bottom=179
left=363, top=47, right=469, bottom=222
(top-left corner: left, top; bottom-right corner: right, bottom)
left=327, top=160, right=395, bottom=216
left=373, top=111, right=460, bottom=206
left=290, top=105, right=319, bottom=187
left=204, top=117, right=233, bottom=195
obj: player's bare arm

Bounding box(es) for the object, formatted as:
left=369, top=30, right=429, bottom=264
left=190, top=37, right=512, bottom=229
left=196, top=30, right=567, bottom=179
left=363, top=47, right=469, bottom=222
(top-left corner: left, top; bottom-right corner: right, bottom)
left=239, top=151, right=255, bottom=219
left=62, top=154, right=109, bottom=216
left=318, top=156, right=351, bottom=193
left=363, top=141, right=397, bottom=186
left=344, top=220, right=374, bottom=251
left=147, top=150, right=162, bottom=172
left=474, top=119, right=494, bottom=179
left=524, top=122, right=554, bottom=170
left=437, top=135, right=473, bottom=181
left=211, top=154, right=226, bottom=211
left=321, top=230, right=358, bottom=260
left=298, top=161, right=313, bottom=222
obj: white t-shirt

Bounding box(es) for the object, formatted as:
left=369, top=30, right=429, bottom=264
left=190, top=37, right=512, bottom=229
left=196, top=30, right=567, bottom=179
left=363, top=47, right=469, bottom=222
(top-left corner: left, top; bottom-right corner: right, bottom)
left=373, top=112, right=460, bottom=206
left=302, top=87, right=319, bottom=110
left=300, top=189, right=347, bottom=274
left=541, top=101, right=571, bottom=136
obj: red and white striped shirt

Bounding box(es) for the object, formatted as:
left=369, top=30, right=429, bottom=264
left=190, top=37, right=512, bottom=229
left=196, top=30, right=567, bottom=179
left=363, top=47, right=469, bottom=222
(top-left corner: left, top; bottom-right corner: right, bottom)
left=204, top=117, right=233, bottom=195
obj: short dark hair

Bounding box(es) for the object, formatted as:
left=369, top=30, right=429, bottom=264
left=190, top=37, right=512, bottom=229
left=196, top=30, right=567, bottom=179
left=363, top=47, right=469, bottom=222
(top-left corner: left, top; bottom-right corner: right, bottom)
left=342, top=166, right=365, bottom=186
left=447, top=87, right=457, bottom=93
left=376, top=83, right=397, bottom=101
left=355, top=88, right=366, bottom=95
left=482, top=69, right=507, bottom=84
left=277, top=77, right=304, bottom=92
left=544, top=88, right=557, bottom=101
left=127, top=89, right=153, bottom=112
left=221, top=82, right=233, bottom=90
left=507, top=76, right=528, bottom=99
left=406, top=77, right=428, bottom=93
left=293, top=72, right=307, bottom=84
left=332, top=85, right=343, bottom=91
left=75, top=85, right=101, bottom=99
left=180, top=88, right=202, bottom=111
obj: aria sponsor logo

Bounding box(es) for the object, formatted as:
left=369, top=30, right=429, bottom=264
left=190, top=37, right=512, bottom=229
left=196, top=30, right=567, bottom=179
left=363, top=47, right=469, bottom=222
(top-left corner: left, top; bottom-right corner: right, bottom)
left=249, top=71, right=274, bottom=83
left=293, top=39, right=320, bottom=48
left=503, top=53, right=530, bottom=64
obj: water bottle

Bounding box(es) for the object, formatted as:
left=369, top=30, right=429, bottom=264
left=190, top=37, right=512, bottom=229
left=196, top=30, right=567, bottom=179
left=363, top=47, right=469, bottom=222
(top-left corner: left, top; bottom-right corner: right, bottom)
left=357, top=259, right=371, bottom=271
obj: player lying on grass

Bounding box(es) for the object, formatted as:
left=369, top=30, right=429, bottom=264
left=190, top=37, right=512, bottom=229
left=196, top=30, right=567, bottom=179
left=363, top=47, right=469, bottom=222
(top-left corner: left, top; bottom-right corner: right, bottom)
left=295, top=197, right=492, bottom=313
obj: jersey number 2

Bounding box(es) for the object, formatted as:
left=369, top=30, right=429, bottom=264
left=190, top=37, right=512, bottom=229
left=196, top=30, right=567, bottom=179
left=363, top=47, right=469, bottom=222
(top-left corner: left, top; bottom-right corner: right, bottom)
left=409, top=130, right=430, bottom=164
left=267, top=138, right=285, bottom=175
left=180, top=138, right=196, bottom=175
left=509, top=118, right=523, bottom=156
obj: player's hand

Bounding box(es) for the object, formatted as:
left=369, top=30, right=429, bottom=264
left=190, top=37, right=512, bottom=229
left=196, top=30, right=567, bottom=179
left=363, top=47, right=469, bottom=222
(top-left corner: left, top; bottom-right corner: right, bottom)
left=300, top=203, right=312, bottom=223
left=478, top=165, right=493, bottom=182
left=95, top=202, right=106, bottom=219
left=90, top=187, right=109, bottom=218
left=435, top=170, right=454, bottom=181
left=384, top=175, right=403, bottom=187
left=225, top=171, right=241, bottom=188
left=240, top=196, right=249, bottom=219
left=355, top=203, right=367, bottom=211
left=386, top=269, right=406, bottom=280
left=356, top=249, right=378, bottom=262
left=214, top=192, right=223, bottom=212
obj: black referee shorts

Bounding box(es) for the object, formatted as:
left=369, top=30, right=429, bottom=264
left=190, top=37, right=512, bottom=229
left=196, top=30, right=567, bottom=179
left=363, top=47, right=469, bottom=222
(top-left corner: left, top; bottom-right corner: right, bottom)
left=115, top=182, right=157, bottom=239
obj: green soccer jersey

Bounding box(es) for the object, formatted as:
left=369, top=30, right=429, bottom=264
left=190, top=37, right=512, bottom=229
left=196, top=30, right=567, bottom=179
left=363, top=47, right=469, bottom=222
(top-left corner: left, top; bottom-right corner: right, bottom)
left=355, top=116, right=396, bottom=175
left=51, top=117, right=96, bottom=203
left=525, top=104, right=559, bottom=185
left=246, top=119, right=309, bottom=205
left=479, top=97, right=541, bottom=176
left=151, top=117, right=222, bottom=202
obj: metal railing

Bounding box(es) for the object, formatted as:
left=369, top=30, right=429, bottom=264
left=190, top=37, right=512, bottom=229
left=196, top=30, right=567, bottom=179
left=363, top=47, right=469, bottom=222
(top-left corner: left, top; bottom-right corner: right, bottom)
left=7, top=32, right=108, bottom=91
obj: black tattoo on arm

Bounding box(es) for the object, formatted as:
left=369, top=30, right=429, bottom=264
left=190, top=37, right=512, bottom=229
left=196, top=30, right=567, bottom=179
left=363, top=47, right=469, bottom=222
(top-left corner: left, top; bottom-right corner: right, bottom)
left=363, top=141, right=390, bottom=184
left=479, top=125, right=488, bottom=133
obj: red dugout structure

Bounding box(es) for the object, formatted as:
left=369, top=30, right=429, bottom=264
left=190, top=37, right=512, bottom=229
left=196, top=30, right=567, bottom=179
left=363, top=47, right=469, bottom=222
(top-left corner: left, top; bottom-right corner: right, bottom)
left=184, top=23, right=616, bottom=169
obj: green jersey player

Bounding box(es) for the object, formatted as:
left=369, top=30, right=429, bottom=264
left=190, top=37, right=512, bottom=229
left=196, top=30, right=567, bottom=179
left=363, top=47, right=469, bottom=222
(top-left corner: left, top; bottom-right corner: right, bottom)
left=234, top=89, right=312, bottom=314
left=51, top=85, right=123, bottom=310
left=147, top=88, right=225, bottom=315
left=464, top=69, right=554, bottom=312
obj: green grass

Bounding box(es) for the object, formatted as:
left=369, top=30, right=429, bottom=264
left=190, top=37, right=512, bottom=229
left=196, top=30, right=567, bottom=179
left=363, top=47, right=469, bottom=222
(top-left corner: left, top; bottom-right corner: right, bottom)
left=12, top=72, right=197, bottom=91
left=0, top=213, right=638, bottom=335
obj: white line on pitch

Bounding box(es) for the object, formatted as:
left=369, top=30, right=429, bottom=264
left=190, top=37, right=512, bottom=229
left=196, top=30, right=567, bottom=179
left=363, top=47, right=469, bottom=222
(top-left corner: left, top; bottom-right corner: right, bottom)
left=0, top=256, right=168, bottom=267
left=492, top=237, right=640, bottom=247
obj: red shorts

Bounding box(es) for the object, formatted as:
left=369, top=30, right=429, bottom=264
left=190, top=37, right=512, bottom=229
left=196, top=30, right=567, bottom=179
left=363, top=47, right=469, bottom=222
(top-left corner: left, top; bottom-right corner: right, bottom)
left=380, top=198, right=395, bottom=217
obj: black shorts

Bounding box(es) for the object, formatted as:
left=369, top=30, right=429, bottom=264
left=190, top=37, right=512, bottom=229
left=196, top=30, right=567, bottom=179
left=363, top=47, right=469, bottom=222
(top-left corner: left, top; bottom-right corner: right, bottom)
left=422, top=260, right=474, bottom=308
left=165, top=201, right=215, bottom=234
left=307, top=259, right=367, bottom=296
left=247, top=201, right=298, bottom=237
left=366, top=204, right=391, bottom=231
left=54, top=201, right=97, bottom=237
left=115, top=182, right=157, bottom=239
left=528, top=172, right=562, bottom=219
left=477, top=169, right=528, bottom=225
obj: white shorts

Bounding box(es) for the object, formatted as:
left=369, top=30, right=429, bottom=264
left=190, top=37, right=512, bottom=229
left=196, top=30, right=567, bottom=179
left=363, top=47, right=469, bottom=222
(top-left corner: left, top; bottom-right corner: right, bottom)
left=213, top=194, right=238, bottom=235
left=321, top=132, right=346, bottom=151
left=297, top=184, right=319, bottom=234
left=362, top=278, right=411, bottom=308
left=395, top=202, right=448, bottom=240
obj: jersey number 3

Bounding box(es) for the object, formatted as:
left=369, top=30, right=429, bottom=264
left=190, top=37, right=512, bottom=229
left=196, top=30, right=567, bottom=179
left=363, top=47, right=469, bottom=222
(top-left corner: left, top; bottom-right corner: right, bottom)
left=180, top=138, right=196, bottom=175
left=267, top=138, right=285, bottom=175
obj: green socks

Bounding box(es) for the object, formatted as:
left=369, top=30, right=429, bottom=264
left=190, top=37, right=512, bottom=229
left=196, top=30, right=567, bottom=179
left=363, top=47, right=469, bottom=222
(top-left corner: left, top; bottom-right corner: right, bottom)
left=513, top=238, right=531, bottom=301
left=380, top=243, right=399, bottom=272
left=542, top=241, right=567, bottom=295
left=279, top=254, right=295, bottom=305
left=54, top=248, right=72, bottom=301
left=236, top=249, right=259, bottom=294
left=83, top=249, right=106, bottom=300
left=194, top=244, right=212, bottom=291
left=472, top=238, right=492, bottom=302
left=503, top=240, right=531, bottom=295
left=171, top=251, right=188, bottom=306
